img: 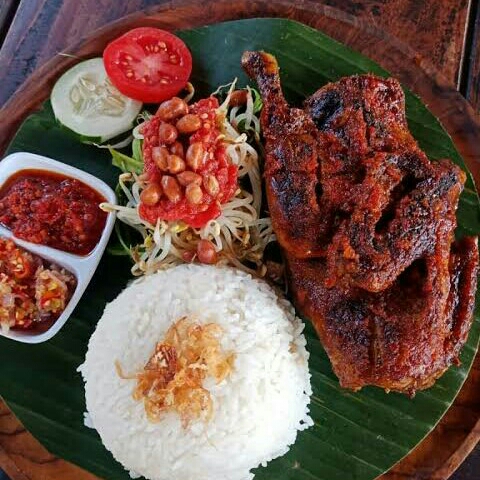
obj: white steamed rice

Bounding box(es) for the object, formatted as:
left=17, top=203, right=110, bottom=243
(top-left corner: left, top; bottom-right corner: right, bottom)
left=79, top=264, right=312, bottom=480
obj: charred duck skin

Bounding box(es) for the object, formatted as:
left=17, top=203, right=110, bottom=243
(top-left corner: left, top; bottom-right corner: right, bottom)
left=242, top=51, right=479, bottom=394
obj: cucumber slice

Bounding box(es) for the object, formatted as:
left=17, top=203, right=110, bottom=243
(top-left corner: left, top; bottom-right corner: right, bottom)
left=51, top=58, right=142, bottom=143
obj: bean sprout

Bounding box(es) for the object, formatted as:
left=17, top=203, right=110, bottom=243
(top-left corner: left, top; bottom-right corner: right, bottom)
left=101, top=81, right=275, bottom=277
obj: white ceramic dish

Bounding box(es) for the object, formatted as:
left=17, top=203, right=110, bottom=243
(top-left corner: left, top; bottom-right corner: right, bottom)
left=0, top=152, right=116, bottom=344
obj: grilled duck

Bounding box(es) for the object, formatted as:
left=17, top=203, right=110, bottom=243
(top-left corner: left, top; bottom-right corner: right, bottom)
left=242, top=51, right=479, bottom=394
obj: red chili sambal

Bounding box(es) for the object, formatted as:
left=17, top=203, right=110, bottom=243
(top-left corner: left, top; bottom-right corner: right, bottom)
left=0, top=238, right=76, bottom=333
left=139, top=96, right=238, bottom=228
left=0, top=170, right=107, bottom=255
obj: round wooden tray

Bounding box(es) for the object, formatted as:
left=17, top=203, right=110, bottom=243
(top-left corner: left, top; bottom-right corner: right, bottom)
left=0, top=1, right=479, bottom=479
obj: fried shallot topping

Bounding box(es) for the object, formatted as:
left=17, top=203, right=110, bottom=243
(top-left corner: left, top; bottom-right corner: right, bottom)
left=116, top=316, right=235, bottom=427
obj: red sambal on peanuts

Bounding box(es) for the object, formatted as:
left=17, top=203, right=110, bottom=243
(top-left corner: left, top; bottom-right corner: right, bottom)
left=140, top=96, right=238, bottom=228
left=0, top=239, right=76, bottom=332
left=0, top=170, right=107, bottom=255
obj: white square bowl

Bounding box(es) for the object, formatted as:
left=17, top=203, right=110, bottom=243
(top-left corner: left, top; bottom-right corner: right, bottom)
left=0, top=152, right=117, bottom=343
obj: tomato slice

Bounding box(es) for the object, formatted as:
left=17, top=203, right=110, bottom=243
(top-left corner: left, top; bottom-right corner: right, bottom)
left=103, top=27, right=192, bottom=103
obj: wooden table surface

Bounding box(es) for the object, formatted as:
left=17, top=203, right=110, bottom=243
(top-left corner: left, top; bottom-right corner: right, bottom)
left=0, top=0, right=479, bottom=479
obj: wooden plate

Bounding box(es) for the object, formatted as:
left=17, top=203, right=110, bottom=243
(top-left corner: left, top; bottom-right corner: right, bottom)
left=0, top=1, right=479, bottom=479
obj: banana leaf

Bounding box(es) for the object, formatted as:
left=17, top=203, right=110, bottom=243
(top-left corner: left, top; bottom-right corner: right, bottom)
left=1, top=18, right=479, bottom=480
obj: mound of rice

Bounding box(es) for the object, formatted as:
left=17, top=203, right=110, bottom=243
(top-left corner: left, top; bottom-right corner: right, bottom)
left=79, top=264, right=312, bottom=480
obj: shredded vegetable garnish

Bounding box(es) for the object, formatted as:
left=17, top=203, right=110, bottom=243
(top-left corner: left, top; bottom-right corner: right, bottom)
left=101, top=79, right=275, bottom=276
left=116, top=317, right=235, bottom=427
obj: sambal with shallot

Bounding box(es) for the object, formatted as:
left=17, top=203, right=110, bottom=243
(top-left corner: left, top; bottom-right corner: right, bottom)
left=0, top=238, right=76, bottom=332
